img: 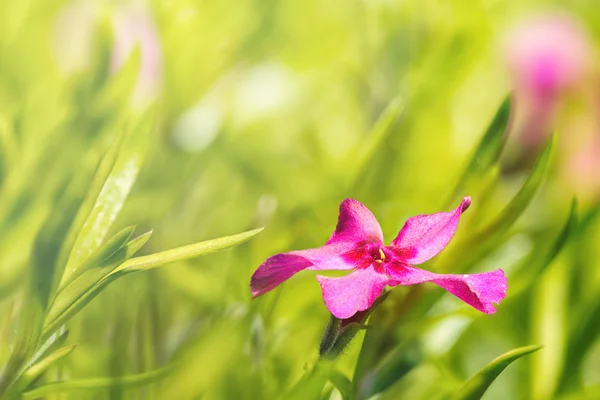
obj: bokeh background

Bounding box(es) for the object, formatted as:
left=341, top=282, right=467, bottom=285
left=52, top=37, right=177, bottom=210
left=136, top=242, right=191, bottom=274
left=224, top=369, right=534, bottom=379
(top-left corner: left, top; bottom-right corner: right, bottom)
left=1, top=0, right=600, bottom=399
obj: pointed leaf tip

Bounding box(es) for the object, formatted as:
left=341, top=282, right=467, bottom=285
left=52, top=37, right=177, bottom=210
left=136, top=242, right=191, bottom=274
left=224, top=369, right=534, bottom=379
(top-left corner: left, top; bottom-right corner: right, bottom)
left=452, top=345, right=542, bottom=400
left=113, top=227, right=264, bottom=274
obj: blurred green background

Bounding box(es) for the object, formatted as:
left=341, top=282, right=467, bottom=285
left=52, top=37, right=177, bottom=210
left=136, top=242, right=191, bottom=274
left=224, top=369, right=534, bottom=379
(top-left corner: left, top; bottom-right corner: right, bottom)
left=1, top=0, right=600, bottom=399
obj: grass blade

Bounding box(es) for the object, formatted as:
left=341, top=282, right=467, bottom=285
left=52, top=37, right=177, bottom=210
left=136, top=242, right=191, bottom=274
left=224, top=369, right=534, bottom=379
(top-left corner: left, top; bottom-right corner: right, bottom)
left=45, top=231, right=152, bottom=331
left=451, top=345, right=542, bottom=400
left=440, top=134, right=554, bottom=270
left=9, top=345, right=77, bottom=396
left=20, top=364, right=175, bottom=399
left=61, top=115, right=151, bottom=282
left=111, top=227, right=263, bottom=274
left=446, top=96, right=511, bottom=206
left=350, top=98, right=403, bottom=188
left=42, top=228, right=261, bottom=340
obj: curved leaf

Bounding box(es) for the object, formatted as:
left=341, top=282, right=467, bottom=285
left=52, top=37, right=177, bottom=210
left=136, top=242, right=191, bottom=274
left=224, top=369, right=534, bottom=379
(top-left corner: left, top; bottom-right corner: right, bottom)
left=447, top=96, right=511, bottom=206
left=45, top=231, right=152, bottom=333
left=350, top=97, right=404, bottom=187
left=10, top=345, right=76, bottom=396
left=42, top=228, right=262, bottom=340
left=510, top=198, right=577, bottom=297
left=112, top=227, right=264, bottom=274
left=20, top=364, right=175, bottom=399
left=451, top=345, right=542, bottom=400
left=61, top=115, right=152, bottom=283
left=440, top=134, right=555, bottom=271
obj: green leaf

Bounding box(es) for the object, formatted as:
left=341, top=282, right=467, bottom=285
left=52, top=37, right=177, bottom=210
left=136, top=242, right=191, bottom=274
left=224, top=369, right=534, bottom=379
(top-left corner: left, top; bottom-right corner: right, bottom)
left=451, top=345, right=542, bottom=400
left=560, top=285, right=600, bottom=391
left=111, top=227, right=264, bottom=274
left=24, top=330, right=70, bottom=371
left=510, top=198, right=577, bottom=297
left=56, top=129, right=125, bottom=272
left=10, top=345, right=77, bottom=395
left=350, top=98, right=403, bottom=187
left=42, top=228, right=261, bottom=340
left=440, top=134, right=554, bottom=271
left=476, top=134, right=553, bottom=237
left=60, top=226, right=136, bottom=289
left=92, top=44, right=141, bottom=117
left=285, top=362, right=353, bottom=400
left=61, top=115, right=152, bottom=283
left=327, top=368, right=353, bottom=400
left=43, top=231, right=152, bottom=340
left=20, top=364, right=175, bottom=399
left=284, top=363, right=331, bottom=400
left=446, top=97, right=511, bottom=206
left=0, top=191, right=83, bottom=396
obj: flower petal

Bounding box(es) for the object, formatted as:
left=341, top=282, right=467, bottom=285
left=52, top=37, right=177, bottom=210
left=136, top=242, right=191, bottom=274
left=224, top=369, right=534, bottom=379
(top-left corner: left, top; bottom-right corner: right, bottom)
left=390, top=196, right=471, bottom=264
left=328, top=199, right=383, bottom=245
left=387, top=264, right=507, bottom=314
left=251, top=241, right=361, bottom=297
left=316, top=268, right=389, bottom=319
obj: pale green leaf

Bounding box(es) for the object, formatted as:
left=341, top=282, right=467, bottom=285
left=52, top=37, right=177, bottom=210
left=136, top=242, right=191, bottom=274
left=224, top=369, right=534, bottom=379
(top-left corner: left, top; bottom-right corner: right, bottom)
left=9, top=345, right=76, bottom=396
left=451, top=345, right=542, bottom=400
left=43, top=231, right=152, bottom=339
left=61, top=115, right=152, bottom=282
left=20, top=364, right=175, bottom=399
left=111, top=227, right=264, bottom=274
left=60, top=225, right=136, bottom=289
left=440, top=134, right=554, bottom=270
left=350, top=97, right=404, bottom=187
left=446, top=96, right=511, bottom=206
left=92, top=44, right=141, bottom=117
left=510, top=198, right=577, bottom=297
left=42, top=228, right=260, bottom=340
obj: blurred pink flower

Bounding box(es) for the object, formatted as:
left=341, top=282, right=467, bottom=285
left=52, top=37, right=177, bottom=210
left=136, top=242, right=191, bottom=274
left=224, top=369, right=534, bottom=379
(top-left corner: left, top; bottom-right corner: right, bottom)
left=251, top=197, right=507, bottom=319
left=111, top=4, right=163, bottom=108
left=567, top=135, right=600, bottom=197
left=505, top=13, right=593, bottom=148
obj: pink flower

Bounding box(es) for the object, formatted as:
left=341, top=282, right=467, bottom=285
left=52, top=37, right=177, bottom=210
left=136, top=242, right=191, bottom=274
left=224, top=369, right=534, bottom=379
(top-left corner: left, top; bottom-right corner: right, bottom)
left=566, top=135, right=600, bottom=197
left=506, top=13, right=591, bottom=102
left=504, top=13, right=593, bottom=149
left=251, top=197, right=507, bottom=319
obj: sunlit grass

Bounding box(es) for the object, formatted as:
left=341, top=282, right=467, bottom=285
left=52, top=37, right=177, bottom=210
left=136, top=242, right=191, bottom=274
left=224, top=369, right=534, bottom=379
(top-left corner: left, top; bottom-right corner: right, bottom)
left=0, top=1, right=599, bottom=399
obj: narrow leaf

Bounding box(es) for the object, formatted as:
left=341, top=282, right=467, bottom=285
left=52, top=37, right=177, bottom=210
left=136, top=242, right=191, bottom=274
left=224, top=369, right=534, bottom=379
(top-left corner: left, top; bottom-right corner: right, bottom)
left=62, top=115, right=151, bottom=282
left=56, top=129, right=125, bottom=272
left=42, top=229, right=260, bottom=340
left=24, top=330, right=70, bottom=372
left=327, top=369, right=353, bottom=400
left=451, top=345, right=542, bottom=400
left=510, top=198, right=577, bottom=297
left=92, top=45, right=142, bottom=117
left=440, top=134, right=554, bottom=270
left=447, top=96, right=511, bottom=206
left=111, top=227, right=264, bottom=274
left=0, top=192, right=82, bottom=396
left=60, top=226, right=136, bottom=289
left=10, top=345, right=77, bottom=395
left=285, top=363, right=330, bottom=400
left=20, top=364, right=175, bottom=399
left=477, top=134, right=554, bottom=238
left=44, top=231, right=152, bottom=336
left=350, top=98, right=403, bottom=187
left=560, top=290, right=600, bottom=391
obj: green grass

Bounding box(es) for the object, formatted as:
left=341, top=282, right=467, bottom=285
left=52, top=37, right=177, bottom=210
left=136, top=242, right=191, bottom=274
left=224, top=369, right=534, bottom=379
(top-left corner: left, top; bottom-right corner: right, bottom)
left=1, top=0, right=600, bottom=399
